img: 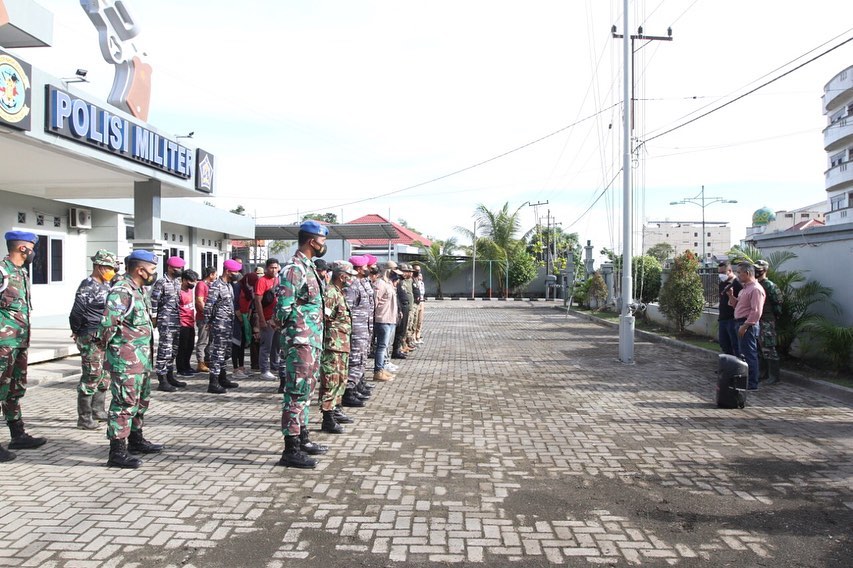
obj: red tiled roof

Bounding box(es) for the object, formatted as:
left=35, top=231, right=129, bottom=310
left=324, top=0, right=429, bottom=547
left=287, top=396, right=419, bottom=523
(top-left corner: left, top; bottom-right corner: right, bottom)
left=346, top=214, right=432, bottom=248
left=786, top=219, right=825, bottom=232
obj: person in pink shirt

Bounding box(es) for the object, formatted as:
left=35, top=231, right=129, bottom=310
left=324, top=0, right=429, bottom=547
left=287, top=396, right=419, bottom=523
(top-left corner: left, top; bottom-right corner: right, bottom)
left=727, top=262, right=765, bottom=390
left=176, top=270, right=199, bottom=376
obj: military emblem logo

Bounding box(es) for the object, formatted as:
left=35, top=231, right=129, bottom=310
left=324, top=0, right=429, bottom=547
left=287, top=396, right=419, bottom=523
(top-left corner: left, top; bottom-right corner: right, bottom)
left=196, top=150, right=215, bottom=193
left=0, top=50, right=32, bottom=131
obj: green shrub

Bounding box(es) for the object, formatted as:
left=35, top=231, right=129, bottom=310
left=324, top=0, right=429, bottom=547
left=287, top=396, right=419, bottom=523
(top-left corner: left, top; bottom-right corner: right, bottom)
left=658, top=251, right=705, bottom=334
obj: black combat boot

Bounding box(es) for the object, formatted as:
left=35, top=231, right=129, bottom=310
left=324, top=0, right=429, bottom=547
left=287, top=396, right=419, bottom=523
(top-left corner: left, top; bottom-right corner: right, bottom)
left=341, top=389, right=365, bottom=408
left=300, top=428, right=328, bottom=454
left=207, top=373, right=226, bottom=394
left=157, top=374, right=177, bottom=392
left=128, top=429, right=164, bottom=454
left=765, top=360, right=781, bottom=385
left=333, top=407, right=354, bottom=424
left=356, top=383, right=371, bottom=399
left=107, top=438, right=142, bottom=469
left=277, top=376, right=286, bottom=394
left=321, top=410, right=344, bottom=434
left=166, top=369, right=187, bottom=388
left=0, top=444, right=16, bottom=462
left=76, top=392, right=98, bottom=430
left=219, top=368, right=239, bottom=389
left=7, top=420, right=46, bottom=449
left=277, top=436, right=317, bottom=469
left=391, top=351, right=407, bottom=360
left=92, top=390, right=108, bottom=421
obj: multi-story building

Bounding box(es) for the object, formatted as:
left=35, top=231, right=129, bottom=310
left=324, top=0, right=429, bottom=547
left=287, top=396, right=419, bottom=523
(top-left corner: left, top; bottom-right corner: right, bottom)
left=744, top=203, right=826, bottom=239
left=643, top=221, right=731, bottom=264
left=824, top=65, right=853, bottom=225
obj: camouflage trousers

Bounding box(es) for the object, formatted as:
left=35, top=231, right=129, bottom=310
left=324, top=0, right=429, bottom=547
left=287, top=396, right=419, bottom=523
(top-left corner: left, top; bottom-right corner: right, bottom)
left=346, top=334, right=369, bottom=390
left=758, top=320, right=779, bottom=361
left=280, top=343, right=320, bottom=438
left=320, top=350, right=349, bottom=412
left=207, top=320, right=233, bottom=375
left=155, top=322, right=180, bottom=375
left=106, top=371, right=151, bottom=440
left=76, top=333, right=110, bottom=396
left=0, top=346, right=27, bottom=422
left=414, top=302, right=425, bottom=341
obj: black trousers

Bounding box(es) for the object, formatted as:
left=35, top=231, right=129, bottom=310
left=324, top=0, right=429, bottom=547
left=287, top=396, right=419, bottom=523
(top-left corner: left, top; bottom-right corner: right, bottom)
left=177, top=326, right=195, bottom=372
left=394, top=307, right=410, bottom=352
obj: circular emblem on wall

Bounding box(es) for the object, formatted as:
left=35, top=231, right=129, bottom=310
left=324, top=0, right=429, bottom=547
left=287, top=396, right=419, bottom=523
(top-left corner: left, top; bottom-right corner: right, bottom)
left=0, top=53, right=31, bottom=128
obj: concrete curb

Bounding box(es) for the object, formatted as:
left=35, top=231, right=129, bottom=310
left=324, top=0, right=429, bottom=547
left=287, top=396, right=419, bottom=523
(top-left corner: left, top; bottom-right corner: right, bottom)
left=562, top=306, right=853, bottom=406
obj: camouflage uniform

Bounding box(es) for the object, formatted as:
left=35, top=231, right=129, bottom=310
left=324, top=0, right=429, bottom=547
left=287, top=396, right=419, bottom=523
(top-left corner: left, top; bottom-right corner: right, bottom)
left=150, top=274, right=181, bottom=375
left=0, top=257, right=31, bottom=422
left=759, top=278, right=782, bottom=363
left=320, top=283, right=350, bottom=412
left=345, top=277, right=371, bottom=391
left=203, top=277, right=234, bottom=376
left=274, top=251, right=324, bottom=438
left=96, top=275, right=154, bottom=440
left=69, top=276, right=111, bottom=395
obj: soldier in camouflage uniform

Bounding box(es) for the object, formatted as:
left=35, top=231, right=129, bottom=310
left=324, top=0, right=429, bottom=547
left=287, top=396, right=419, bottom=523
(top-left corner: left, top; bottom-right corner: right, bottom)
left=150, top=256, right=187, bottom=392
left=0, top=231, right=48, bottom=462
left=97, top=250, right=164, bottom=469
left=273, top=221, right=328, bottom=469
left=203, top=258, right=243, bottom=394
left=343, top=255, right=373, bottom=408
left=319, top=261, right=356, bottom=434
left=755, top=260, right=783, bottom=385
left=69, top=249, right=119, bottom=430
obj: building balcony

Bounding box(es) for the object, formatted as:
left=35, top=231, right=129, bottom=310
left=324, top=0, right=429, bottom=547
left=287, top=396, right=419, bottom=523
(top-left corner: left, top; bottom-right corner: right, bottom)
left=825, top=161, right=853, bottom=193
left=823, top=65, right=853, bottom=113
left=825, top=207, right=850, bottom=225
left=824, top=116, right=853, bottom=152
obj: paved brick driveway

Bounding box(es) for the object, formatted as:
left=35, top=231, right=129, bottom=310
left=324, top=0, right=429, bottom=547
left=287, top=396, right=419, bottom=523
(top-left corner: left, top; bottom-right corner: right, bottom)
left=2, top=302, right=851, bottom=567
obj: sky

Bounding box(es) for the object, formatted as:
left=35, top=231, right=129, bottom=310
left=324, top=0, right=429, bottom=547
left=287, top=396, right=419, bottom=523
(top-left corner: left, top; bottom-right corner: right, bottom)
left=13, top=0, right=853, bottom=258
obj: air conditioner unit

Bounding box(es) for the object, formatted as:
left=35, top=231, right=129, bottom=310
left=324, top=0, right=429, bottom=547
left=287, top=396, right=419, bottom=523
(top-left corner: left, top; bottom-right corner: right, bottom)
left=69, top=207, right=93, bottom=230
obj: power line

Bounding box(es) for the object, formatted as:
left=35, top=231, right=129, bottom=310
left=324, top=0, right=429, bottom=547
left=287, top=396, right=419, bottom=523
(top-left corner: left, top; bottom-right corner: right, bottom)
left=255, top=103, right=619, bottom=220
left=565, top=169, right=623, bottom=230
left=641, top=30, right=853, bottom=145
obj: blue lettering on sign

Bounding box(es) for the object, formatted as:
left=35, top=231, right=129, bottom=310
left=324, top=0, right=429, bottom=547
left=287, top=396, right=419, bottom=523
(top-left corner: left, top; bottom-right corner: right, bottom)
left=44, top=85, right=194, bottom=181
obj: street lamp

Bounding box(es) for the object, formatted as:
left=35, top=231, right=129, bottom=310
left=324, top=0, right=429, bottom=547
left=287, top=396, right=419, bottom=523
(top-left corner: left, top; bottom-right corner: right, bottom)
left=670, top=185, right=737, bottom=266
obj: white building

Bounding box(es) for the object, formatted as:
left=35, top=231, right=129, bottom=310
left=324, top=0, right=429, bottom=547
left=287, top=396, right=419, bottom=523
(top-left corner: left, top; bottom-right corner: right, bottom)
left=744, top=203, right=827, bottom=239
left=643, top=221, right=731, bottom=263
left=824, top=65, right=853, bottom=225
left=0, top=2, right=252, bottom=326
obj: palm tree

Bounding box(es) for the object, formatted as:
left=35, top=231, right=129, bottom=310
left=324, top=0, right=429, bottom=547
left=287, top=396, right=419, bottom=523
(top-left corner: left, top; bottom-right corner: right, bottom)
left=415, top=239, right=461, bottom=300
left=728, top=245, right=836, bottom=356
left=455, top=202, right=526, bottom=295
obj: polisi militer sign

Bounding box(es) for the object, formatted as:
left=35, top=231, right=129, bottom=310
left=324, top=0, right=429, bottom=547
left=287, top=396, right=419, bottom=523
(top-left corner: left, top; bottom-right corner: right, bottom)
left=0, top=49, right=32, bottom=131
left=45, top=85, right=193, bottom=180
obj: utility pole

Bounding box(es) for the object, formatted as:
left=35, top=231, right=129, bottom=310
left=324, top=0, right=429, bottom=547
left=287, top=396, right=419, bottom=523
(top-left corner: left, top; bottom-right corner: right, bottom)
left=471, top=219, right=478, bottom=299
left=526, top=200, right=548, bottom=265
left=612, top=11, right=673, bottom=365
left=670, top=185, right=737, bottom=266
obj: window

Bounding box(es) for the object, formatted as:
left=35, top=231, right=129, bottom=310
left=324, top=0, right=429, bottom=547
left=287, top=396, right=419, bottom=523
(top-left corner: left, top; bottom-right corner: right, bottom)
left=202, top=252, right=218, bottom=271
left=50, top=239, right=63, bottom=282
left=29, top=235, right=63, bottom=284
left=800, top=213, right=810, bottom=218
left=831, top=152, right=844, bottom=167
left=831, top=195, right=844, bottom=211
left=126, top=225, right=135, bottom=240
left=784, top=213, right=794, bottom=218
left=707, top=242, right=711, bottom=248
left=694, top=242, right=698, bottom=247
left=17, top=212, right=25, bottom=223
left=707, top=232, right=711, bottom=237
left=36, top=214, right=44, bottom=226
left=693, top=232, right=698, bottom=237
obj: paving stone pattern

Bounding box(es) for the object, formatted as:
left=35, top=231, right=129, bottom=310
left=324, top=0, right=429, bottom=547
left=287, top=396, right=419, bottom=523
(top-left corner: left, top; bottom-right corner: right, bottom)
left=1, top=302, right=851, bottom=567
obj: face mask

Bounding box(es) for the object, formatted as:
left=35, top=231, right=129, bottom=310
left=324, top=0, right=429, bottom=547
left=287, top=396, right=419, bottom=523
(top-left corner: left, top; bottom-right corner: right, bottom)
left=20, top=247, right=34, bottom=266
left=718, top=274, right=728, bottom=282
left=312, top=241, right=327, bottom=258
left=142, top=269, right=157, bottom=286
left=230, top=272, right=242, bottom=282
left=102, top=268, right=116, bottom=282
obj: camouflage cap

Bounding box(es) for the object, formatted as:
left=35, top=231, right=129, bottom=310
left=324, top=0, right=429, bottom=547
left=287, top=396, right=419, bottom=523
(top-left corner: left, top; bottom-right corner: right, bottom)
left=331, top=260, right=358, bottom=276
left=91, top=249, right=120, bottom=269
left=754, top=260, right=770, bottom=271
left=400, top=263, right=414, bottom=272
